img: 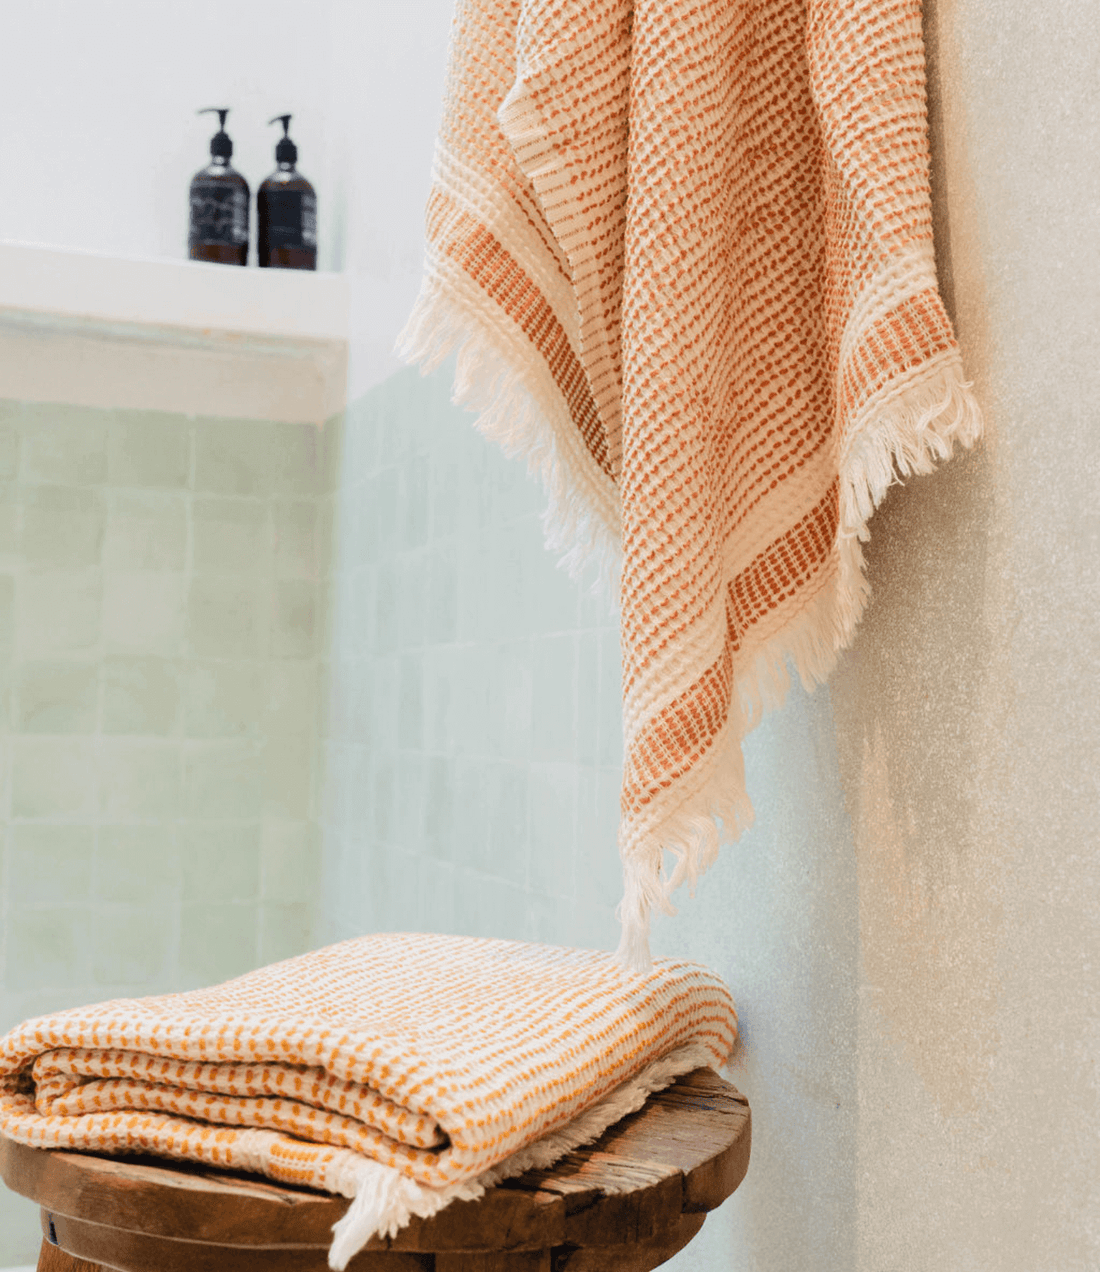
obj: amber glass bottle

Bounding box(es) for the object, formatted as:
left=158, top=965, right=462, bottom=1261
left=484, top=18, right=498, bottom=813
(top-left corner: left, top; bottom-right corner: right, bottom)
left=258, top=115, right=317, bottom=270
left=188, top=108, right=249, bottom=265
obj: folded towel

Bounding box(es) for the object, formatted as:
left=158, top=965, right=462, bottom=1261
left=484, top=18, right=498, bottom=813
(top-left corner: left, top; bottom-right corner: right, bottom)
left=0, top=932, right=737, bottom=1268
left=399, top=0, right=982, bottom=965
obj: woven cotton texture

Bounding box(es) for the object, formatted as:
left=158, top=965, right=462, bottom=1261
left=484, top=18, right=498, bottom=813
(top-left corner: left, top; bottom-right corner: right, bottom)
left=399, top=0, right=982, bottom=966
left=0, top=932, right=737, bottom=1268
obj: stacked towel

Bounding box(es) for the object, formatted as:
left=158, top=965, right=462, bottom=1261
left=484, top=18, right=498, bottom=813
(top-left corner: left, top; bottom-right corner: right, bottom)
left=0, top=932, right=737, bottom=1268
left=399, top=0, right=982, bottom=964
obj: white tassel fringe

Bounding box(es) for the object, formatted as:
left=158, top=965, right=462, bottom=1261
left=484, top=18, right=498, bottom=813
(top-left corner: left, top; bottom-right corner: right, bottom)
left=326, top=1040, right=720, bottom=1269
left=397, top=268, right=622, bottom=602
left=613, top=354, right=983, bottom=968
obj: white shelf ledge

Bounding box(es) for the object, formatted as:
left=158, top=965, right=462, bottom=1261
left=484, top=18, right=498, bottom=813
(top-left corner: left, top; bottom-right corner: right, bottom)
left=0, top=240, right=349, bottom=342
left=0, top=241, right=349, bottom=422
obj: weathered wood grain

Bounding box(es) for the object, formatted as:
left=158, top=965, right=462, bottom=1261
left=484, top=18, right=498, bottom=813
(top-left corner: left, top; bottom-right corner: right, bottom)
left=4, top=1067, right=749, bottom=1272
left=42, top=1210, right=433, bottom=1272
left=34, top=1237, right=101, bottom=1272
left=437, top=1253, right=552, bottom=1272
left=552, top=1211, right=707, bottom=1272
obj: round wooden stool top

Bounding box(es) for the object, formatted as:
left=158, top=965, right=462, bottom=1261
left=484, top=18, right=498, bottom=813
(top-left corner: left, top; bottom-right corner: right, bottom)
left=1, top=1067, right=750, bottom=1272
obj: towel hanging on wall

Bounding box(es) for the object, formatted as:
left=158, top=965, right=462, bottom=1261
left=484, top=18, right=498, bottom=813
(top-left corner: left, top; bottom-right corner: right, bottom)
left=399, top=0, right=982, bottom=966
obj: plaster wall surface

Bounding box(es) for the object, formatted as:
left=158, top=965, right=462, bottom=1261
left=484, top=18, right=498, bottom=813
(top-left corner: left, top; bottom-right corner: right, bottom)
left=830, top=1, right=1100, bottom=1266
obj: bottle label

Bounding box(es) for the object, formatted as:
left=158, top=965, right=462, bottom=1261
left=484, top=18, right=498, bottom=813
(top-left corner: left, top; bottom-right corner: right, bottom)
left=190, top=182, right=249, bottom=246
left=263, top=189, right=318, bottom=249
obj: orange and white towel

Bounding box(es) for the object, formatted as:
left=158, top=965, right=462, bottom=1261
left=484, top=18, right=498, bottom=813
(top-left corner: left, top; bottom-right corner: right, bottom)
left=399, top=0, right=982, bottom=964
left=0, top=932, right=737, bottom=1268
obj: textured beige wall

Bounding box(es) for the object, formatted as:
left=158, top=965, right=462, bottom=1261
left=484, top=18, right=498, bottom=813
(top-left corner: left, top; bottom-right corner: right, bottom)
left=831, top=1, right=1100, bottom=1266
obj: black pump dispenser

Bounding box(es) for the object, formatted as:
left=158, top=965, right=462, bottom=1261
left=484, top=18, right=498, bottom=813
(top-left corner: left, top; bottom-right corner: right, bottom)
left=188, top=108, right=250, bottom=265
left=205, top=108, right=234, bottom=159
left=258, top=114, right=317, bottom=271
left=272, top=114, right=297, bottom=164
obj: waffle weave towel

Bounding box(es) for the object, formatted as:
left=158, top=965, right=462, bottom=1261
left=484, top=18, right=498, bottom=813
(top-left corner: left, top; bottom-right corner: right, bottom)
left=398, top=0, right=982, bottom=965
left=0, top=932, right=737, bottom=1269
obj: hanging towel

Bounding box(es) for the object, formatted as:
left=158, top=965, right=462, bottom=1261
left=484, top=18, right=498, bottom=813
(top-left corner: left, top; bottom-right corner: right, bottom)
left=398, top=0, right=982, bottom=966
left=0, top=932, right=737, bottom=1269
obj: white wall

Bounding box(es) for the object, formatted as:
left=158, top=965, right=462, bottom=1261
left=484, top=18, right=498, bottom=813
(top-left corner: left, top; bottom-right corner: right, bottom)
left=0, top=0, right=343, bottom=268
left=325, top=0, right=455, bottom=397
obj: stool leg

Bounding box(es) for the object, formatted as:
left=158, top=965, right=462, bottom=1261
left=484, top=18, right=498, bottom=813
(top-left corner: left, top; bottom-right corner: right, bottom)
left=36, top=1232, right=103, bottom=1272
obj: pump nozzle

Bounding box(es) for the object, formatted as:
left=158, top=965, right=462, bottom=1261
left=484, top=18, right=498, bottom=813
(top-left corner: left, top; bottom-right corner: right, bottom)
left=268, top=114, right=297, bottom=166
left=198, top=107, right=233, bottom=159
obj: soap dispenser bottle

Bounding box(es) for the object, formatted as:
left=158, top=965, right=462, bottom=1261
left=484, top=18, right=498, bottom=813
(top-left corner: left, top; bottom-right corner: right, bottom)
left=188, top=108, right=250, bottom=265
left=257, top=115, right=317, bottom=270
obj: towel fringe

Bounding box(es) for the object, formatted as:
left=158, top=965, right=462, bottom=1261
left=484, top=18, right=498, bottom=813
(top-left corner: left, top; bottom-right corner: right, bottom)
left=838, top=353, right=983, bottom=538
left=328, top=1158, right=484, bottom=1270
left=615, top=716, right=756, bottom=971
left=328, top=1040, right=720, bottom=1269
left=614, top=354, right=981, bottom=968
left=397, top=270, right=623, bottom=602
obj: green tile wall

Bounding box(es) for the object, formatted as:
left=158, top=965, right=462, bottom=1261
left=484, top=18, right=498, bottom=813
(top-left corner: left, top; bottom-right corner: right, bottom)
left=315, top=365, right=625, bottom=952
left=0, top=397, right=335, bottom=1083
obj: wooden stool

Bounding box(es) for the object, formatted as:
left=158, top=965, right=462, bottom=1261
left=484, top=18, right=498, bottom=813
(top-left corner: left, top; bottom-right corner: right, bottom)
left=1, top=1068, right=750, bottom=1272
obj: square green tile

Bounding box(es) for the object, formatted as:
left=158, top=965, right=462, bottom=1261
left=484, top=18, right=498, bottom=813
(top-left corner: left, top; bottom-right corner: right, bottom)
left=0, top=572, right=13, bottom=649
left=9, top=825, right=94, bottom=904
left=258, top=901, right=315, bottom=964
left=92, top=906, right=172, bottom=985
left=271, top=499, right=320, bottom=578
left=101, top=572, right=186, bottom=656
left=107, top=410, right=190, bottom=488
left=180, top=823, right=261, bottom=903
left=183, top=741, right=264, bottom=819
left=21, top=485, right=106, bottom=568
left=270, top=579, right=316, bottom=658
left=19, top=403, right=110, bottom=485
left=182, top=660, right=263, bottom=738
left=0, top=413, right=21, bottom=481
left=97, top=740, right=182, bottom=820
left=0, top=484, right=19, bottom=566
left=261, top=734, right=314, bottom=820
left=103, top=490, right=187, bottom=571
left=263, top=661, right=320, bottom=737
left=96, top=824, right=180, bottom=904
left=102, top=656, right=180, bottom=735
left=192, top=496, right=270, bottom=574
left=261, top=821, right=321, bottom=904
left=186, top=576, right=261, bottom=658
left=17, top=570, right=102, bottom=653
left=269, top=422, right=324, bottom=496
left=179, top=902, right=258, bottom=986
left=10, top=736, right=97, bottom=818
left=193, top=418, right=271, bottom=496
left=0, top=653, right=10, bottom=731
left=14, top=659, right=98, bottom=733
left=4, top=907, right=94, bottom=989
